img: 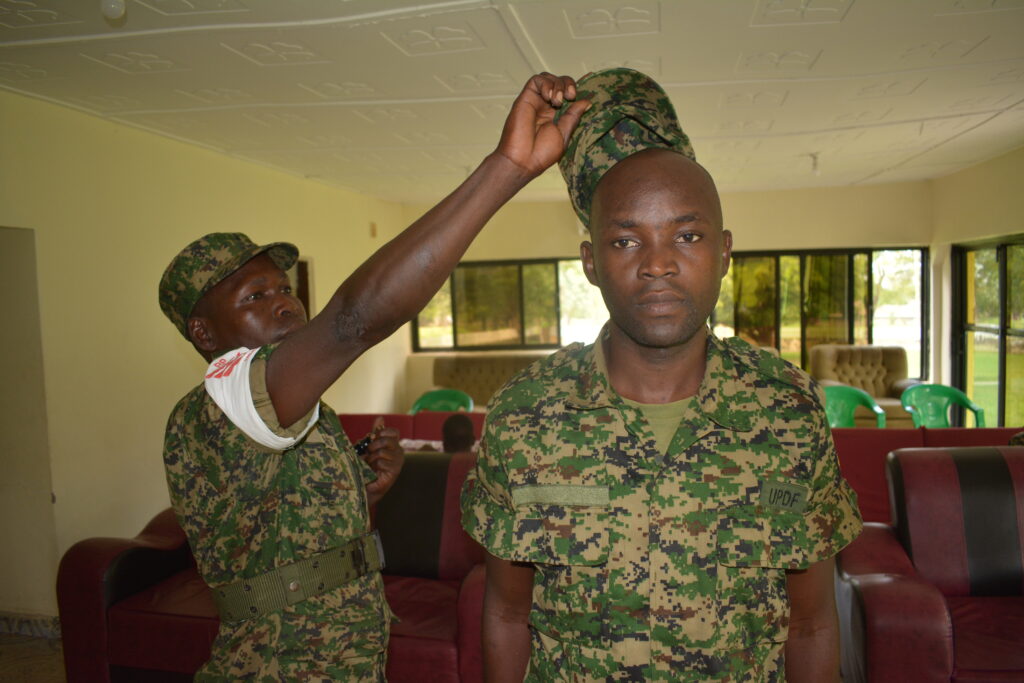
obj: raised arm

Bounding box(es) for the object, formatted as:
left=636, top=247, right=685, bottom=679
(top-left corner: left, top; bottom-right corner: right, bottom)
left=267, top=74, right=589, bottom=427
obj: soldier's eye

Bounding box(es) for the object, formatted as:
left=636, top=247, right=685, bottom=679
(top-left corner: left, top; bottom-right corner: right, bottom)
left=677, top=232, right=702, bottom=244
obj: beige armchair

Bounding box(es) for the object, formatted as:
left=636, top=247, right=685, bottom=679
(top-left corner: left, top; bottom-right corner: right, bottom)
left=809, top=344, right=919, bottom=428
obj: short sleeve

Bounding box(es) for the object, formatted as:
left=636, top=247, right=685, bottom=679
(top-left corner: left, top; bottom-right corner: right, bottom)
left=460, top=414, right=520, bottom=560
left=801, top=398, right=863, bottom=562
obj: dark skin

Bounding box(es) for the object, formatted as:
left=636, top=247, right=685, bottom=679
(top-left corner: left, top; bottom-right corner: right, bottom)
left=187, top=73, right=589, bottom=506
left=483, top=149, right=840, bottom=683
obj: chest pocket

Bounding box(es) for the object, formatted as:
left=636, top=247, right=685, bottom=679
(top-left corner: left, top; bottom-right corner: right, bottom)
left=715, top=506, right=812, bottom=646
left=507, top=485, right=610, bottom=566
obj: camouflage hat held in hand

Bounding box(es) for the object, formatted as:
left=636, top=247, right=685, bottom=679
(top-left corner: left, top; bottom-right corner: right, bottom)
left=557, top=68, right=695, bottom=227
left=159, top=232, right=298, bottom=340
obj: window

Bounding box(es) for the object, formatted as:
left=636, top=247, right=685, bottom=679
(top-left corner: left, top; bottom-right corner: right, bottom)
left=953, top=235, right=1024, bottom=427
left=413, top=259, right=606, bottom=351
left=713, top=248, right=928, bottom=374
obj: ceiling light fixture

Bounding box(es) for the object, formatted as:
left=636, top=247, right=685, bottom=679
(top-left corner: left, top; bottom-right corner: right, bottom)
left=101, top=0, right=126, bottom=21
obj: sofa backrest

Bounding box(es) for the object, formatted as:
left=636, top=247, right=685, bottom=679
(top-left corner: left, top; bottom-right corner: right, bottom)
left=810, top=344, right=908, bottom=398
left=831, top=427, right=1022, bottom=524
left=374, top=450, right=483, bottom=581
left=887, top=446, right=1024, bottom=597
left=337, top=413, right=414, bottom=444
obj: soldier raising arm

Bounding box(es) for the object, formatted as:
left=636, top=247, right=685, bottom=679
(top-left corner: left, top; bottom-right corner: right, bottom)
left=158, top=73, right=588, bottom=682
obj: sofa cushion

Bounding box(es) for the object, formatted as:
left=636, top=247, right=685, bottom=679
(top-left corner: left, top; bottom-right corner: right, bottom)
left=107, top=568, right=216, bottom=673
left=948, top=596, right=1024, bottom=678
left=384, top=575, right=460, bottom=683
left=832, top=427, right=925, bottom=523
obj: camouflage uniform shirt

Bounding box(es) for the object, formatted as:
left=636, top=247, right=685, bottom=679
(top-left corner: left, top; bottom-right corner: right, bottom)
left=462, top=333, right=862, bottom=681
left=163, top=345, right=389, bottom=681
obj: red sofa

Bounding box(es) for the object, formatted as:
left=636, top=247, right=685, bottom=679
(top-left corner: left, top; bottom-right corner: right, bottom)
left=336, top=411, right=485, bottom=444
left=836, top=445, right=1024, bottom=683
left=57, top=414, right=484, bottom=683
left=832, top=427, right=1021, bottom=522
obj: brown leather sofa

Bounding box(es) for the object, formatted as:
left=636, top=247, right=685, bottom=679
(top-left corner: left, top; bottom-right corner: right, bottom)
left=809, top=344, right=919, bottom=428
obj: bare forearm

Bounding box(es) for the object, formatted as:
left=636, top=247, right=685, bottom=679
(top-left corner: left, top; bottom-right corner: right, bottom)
left=322, top=152, right=532, bottom=352
left=785, top=616, right=840, bottom=683
left=482, top=609, right=531, bottom=683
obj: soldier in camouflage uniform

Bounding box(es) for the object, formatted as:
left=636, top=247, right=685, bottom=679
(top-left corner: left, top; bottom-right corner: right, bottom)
left=461, top=69, right=863, bottom=682
left=158, top=73, right=591, bottom=681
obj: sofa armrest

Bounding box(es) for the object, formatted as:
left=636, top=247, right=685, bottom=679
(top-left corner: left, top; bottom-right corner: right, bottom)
left=843, top=574, right=953, bottom=683
left=457, top=563, right=485, bottom=683
left=817, top=378, right=846, bottom=388
left=837, top=523, right=915, bottom=578
left=57, top=508, right=192, bottom=683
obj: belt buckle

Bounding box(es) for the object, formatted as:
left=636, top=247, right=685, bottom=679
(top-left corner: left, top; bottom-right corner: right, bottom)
left=371, top=530, right=386, bottom=571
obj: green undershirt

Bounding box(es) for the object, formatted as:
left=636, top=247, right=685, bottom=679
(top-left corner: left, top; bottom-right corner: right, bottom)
left=621, top=396, right=695, bottom=455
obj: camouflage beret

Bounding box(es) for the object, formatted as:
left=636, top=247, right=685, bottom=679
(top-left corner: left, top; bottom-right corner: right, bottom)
left=557, top=68, right=695, bottom=226
left=158, top=232, right=298, bottom=340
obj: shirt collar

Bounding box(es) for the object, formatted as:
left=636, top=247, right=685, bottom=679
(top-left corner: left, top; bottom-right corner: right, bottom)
left=569, top=325, right=753, bottom=433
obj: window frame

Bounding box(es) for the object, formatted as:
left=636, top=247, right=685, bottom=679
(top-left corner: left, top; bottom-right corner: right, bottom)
left=952, top=233, right=1024, bottom=427
left=718, top=246, right=930, bottom=374
left=411, top=257, right=576, bottom=352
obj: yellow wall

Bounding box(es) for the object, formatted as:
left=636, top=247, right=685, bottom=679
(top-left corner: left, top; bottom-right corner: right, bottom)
left=0, top=90, right=410, bottom=616
left=2, top=84, right=1021, bottom=619
left=0, top=227, right=58, bottom=620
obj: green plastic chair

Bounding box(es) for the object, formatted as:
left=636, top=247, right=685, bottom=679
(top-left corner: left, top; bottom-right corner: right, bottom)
left=410, top=388, right=474, bottom=414
left=823, top=384, right=886, bottom=428
left=901, top=383, right=986, bottom=428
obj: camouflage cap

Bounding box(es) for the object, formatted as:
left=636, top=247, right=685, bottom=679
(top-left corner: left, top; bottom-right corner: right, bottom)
left=158, top=232, right=298, bottom=340
left=556, top=68, right=695, bottom=227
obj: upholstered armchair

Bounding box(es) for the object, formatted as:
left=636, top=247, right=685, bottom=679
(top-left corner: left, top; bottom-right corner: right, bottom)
left=809, top=344, right=919, bottom=428
left=836, top=445, right=1024, bottom=682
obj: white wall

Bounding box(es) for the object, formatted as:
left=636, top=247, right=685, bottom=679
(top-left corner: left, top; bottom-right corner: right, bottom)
left=0, top=90, right=410, bottom=616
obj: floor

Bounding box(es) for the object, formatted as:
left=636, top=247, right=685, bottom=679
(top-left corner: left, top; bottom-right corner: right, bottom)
left=0, top=634, right=65, bottom=682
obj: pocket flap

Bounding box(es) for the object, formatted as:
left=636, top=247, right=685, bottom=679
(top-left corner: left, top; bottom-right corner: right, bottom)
left=717, top=507, right=811, bottom=569
left=509, top=486, right=610, bottom=566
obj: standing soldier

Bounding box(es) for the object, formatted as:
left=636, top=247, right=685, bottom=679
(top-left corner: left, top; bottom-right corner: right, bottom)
left=462, top=68, right=862, bottom=682
left=158, top=73, right=589, bottom=681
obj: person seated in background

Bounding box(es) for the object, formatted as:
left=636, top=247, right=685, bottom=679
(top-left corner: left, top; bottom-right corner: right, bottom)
left=158, top=73, right=589, bottom=681
left=443, top=413, right=477, bottom=453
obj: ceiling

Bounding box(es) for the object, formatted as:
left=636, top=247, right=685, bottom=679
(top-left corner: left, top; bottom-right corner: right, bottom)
left=3, top=0, right=1024, bottom=203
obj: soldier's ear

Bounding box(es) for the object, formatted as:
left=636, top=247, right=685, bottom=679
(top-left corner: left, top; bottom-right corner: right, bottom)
left=188, top=317, right=218, bottom=353
left=580, top=240, right=598, bottom=286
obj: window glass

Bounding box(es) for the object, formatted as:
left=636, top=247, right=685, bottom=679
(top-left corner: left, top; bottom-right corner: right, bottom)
left=779, top=255, right=801, bottom=366
left=523, top=264, right=558, bottom=345
left=1010, top=245, right=1023, bottom=331
left=558, top=260, right=607, bottom=345
left=712, top=268, right=734, bottom=338
left=734, top=256, right=777, bottom=348
left=966, top=330, right=999, bottom=425
left=971, top=249, right=1000, bottom=327
left=803, top=254, right=848, bottom=356
left=454, top=264, right=520, bottom=347
left=1007, top=335, right=1024, bottom=427
left=416, top=279, right=453, bottom=349
left=852, top=253, right=869, bottom=346
left=872, top=249, right=923, bottom=378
